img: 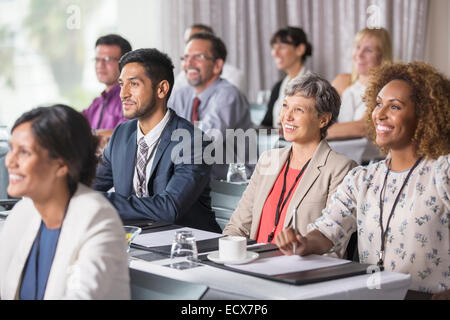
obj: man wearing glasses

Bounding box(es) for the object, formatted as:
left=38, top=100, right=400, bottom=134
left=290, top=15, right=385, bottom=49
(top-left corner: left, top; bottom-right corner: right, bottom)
left=171, top=24, right=246, bottom=94
left=82, top=34, right=132, bottom=137
left=169, top=33, right=253, bottom=180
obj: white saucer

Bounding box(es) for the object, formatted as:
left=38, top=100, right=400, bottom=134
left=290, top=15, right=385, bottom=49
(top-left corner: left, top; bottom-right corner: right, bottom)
left=207, top=251, right=259, bottom=265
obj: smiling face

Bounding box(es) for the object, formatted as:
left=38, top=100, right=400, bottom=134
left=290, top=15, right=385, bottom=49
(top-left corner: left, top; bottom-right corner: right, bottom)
left=280, top=94, right=327, bottom=145
left=372, top=80, right=417, bottom=152
left=5, top=122, right=65, bottom=201
left=119, top=62, right=157, bottom=120
left=271, top=39, right=304, bottom=72
left=182, top=39, right=222, bottom=92
left=352, top=35, right=382, bottom=77
left=95, top=44, right=122, bottom=88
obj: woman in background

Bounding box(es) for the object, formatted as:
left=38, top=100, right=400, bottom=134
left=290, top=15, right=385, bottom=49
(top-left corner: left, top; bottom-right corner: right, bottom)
left=276, top=62, right=450, bottom=299
left=261, top=26, right=313, bottom=129
left=0, top=105, right=130, bottom=300
left=327, top=27, right=392, bottom=140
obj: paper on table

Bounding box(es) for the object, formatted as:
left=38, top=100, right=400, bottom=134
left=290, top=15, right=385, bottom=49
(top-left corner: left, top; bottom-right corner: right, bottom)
left=226, top=254, right=350, bottom=275
left=133, top=227, right=223, bottom=248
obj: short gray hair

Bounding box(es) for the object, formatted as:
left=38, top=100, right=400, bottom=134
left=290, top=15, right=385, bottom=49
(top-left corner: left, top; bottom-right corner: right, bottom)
left=284, top=72, right=341, bottom=139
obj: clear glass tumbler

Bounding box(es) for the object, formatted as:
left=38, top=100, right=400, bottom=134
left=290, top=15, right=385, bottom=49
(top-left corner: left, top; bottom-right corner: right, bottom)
left=227, top=163, right=247, bottom=183
left=170, top=230, right=198, bottom=263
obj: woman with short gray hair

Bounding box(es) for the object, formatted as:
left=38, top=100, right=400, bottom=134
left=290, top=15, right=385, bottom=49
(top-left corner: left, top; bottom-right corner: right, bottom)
left=224, top=73, right=356, bottom=258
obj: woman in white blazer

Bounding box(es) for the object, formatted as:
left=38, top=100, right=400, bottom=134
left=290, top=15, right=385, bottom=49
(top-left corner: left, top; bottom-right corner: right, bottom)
left=0, top=105, right=130, bottom=300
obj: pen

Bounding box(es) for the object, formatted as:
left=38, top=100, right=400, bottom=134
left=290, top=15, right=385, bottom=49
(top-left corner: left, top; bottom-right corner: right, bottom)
left=292, top=209, right=297, bottom=255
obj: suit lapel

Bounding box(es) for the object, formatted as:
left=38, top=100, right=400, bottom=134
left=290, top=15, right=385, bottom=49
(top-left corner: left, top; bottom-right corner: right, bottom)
left=122, top=129, right=137, bottom=194
left=5, top=203, right=41, bottom=299
left=148, top=112, right=176, bottom=181
left=283, top=140, right=331, bottom=228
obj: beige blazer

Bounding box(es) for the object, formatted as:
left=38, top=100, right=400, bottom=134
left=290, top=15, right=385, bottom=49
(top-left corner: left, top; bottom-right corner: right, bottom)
left=223, top=140, right=357, bottom=250
left=0, top=184, right=130, bottom=300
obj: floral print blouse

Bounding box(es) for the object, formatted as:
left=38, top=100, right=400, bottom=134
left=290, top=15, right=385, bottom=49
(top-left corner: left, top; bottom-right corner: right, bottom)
left=308, top=155, right=449, bottom=293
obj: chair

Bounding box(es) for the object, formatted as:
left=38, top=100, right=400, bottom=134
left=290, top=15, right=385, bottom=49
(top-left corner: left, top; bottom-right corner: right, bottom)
left=210, top=180, right=247, bottom=231
left=129, top=268, right=208, bottom=300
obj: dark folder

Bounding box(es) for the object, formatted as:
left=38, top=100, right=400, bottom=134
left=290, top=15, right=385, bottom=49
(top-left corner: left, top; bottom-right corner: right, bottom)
left=198, top=248, right=373, bottom=286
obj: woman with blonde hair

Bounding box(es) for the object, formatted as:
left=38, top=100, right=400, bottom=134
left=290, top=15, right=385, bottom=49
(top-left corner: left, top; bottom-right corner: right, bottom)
left=276, top=62, right=450, bottom=299
left=327, top=27, right=392, bottom=140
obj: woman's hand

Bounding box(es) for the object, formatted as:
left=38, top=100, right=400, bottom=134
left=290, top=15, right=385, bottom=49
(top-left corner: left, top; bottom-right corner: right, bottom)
left=276, top=228, right=334, bottom=256
left=275, top=227, right=309, bottom=256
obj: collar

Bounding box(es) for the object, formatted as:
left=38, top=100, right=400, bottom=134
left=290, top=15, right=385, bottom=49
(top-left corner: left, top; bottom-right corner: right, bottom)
left=101, top=83, right=121, bottom=99
left=136, top=109, right=172, bottom=146
left=191, top=78, right=223, bottom=103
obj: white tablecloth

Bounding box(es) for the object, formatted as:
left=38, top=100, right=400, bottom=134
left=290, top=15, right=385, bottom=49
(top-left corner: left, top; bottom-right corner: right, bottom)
left=130, top=256, right=411, bottom=300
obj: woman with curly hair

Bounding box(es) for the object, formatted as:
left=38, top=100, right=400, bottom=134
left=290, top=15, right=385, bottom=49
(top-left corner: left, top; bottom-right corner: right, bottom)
left=275, top=62, right=450, bottom=299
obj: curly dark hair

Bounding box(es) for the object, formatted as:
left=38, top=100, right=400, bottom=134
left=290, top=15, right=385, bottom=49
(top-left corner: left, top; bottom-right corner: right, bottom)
left=364, top=61, right=450, bottom=159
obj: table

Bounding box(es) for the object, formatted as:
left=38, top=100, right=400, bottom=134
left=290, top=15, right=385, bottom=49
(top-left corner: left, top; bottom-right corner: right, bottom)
left=0, top=216, right=412, bottom=300
left=129, top=248, right=411, bottom=300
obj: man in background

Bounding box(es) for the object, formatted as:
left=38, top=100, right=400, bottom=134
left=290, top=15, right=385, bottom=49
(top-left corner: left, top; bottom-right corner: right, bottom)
left=169, top=32, right=254, bottom=180
left=172, top=24, right=246, bottom=94
left=82, top=34, right=132, bottom=139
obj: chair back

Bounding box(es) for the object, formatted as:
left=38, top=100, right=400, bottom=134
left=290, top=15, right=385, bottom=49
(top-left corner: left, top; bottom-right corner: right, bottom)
left=210, top=180, right=247, bottom=231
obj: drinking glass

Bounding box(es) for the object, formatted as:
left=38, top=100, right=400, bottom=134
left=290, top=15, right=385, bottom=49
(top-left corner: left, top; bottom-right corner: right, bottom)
left=123, top=226, right=142, bottom=253
left=227, top=163, right=247, bottom=183
left=170, top=230, right=198, bottom=266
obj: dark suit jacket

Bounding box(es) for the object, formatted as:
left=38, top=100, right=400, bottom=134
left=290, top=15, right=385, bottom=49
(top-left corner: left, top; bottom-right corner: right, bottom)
left=93, top=110, right=221, bottom=233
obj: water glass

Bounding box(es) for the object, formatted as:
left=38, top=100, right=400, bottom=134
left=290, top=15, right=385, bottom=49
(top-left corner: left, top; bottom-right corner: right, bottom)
left=227, top=163, right=247, bottom=183
left=170, top=230, right=198, bottom=263
left=123, top=226, right=142, bottom=253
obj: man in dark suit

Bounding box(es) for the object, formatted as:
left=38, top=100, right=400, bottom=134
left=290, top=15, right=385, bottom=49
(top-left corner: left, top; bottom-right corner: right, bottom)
left=93, top=48, right=221, bottom=233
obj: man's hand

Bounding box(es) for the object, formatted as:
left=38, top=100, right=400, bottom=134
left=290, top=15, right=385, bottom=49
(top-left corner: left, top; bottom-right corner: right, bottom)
left=94, top=129, right=113, bottom=157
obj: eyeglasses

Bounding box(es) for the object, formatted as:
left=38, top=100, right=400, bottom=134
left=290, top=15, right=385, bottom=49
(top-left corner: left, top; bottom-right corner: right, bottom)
left=180, top=54, right=215, bottom=62
left=94, top=56, right=120, bottom=64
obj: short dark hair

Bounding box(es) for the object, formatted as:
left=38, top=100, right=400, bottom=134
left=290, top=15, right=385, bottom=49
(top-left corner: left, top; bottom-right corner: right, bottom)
left=189, top=24, right=214, bottom=34
left=270, top=26, right=312, bottom=62
left=188, top=33, right=227, bottom=62
left=119, top=48, right=175, bottom=99
left=95, top=34, right=132, bottom=57
left=12, top=104, right=99, bottom=196
left=285, top=73, right=341, bottom=139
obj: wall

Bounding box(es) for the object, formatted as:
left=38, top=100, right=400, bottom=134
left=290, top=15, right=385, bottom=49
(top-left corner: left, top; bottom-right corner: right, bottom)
left=424, top=0, right=450, bottom=77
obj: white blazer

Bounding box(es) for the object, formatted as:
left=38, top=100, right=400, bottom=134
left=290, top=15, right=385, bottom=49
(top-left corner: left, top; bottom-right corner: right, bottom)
left=0, top=184, right=130, bottom=300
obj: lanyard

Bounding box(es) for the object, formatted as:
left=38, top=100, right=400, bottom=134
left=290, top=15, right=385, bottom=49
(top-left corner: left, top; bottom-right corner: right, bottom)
left=267, top=152, right=310, bottom=243
left=377, top=157, right=422, bottom=270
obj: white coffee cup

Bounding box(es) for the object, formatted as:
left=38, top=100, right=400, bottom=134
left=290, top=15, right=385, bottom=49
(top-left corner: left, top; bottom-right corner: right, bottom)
left=219, top=236, right=246, bottom=261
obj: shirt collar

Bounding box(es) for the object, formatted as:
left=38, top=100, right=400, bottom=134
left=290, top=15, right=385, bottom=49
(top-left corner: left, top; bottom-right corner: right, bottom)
left=101, top=83, right=121, bottom=99
left=193, top=78, right=222, bottom=102
left=136, top=109, right=171, bottom=146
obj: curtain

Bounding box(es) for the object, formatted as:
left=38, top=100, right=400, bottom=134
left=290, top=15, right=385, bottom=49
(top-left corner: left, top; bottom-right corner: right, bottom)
left=155, top=0, right=429, bottom=102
